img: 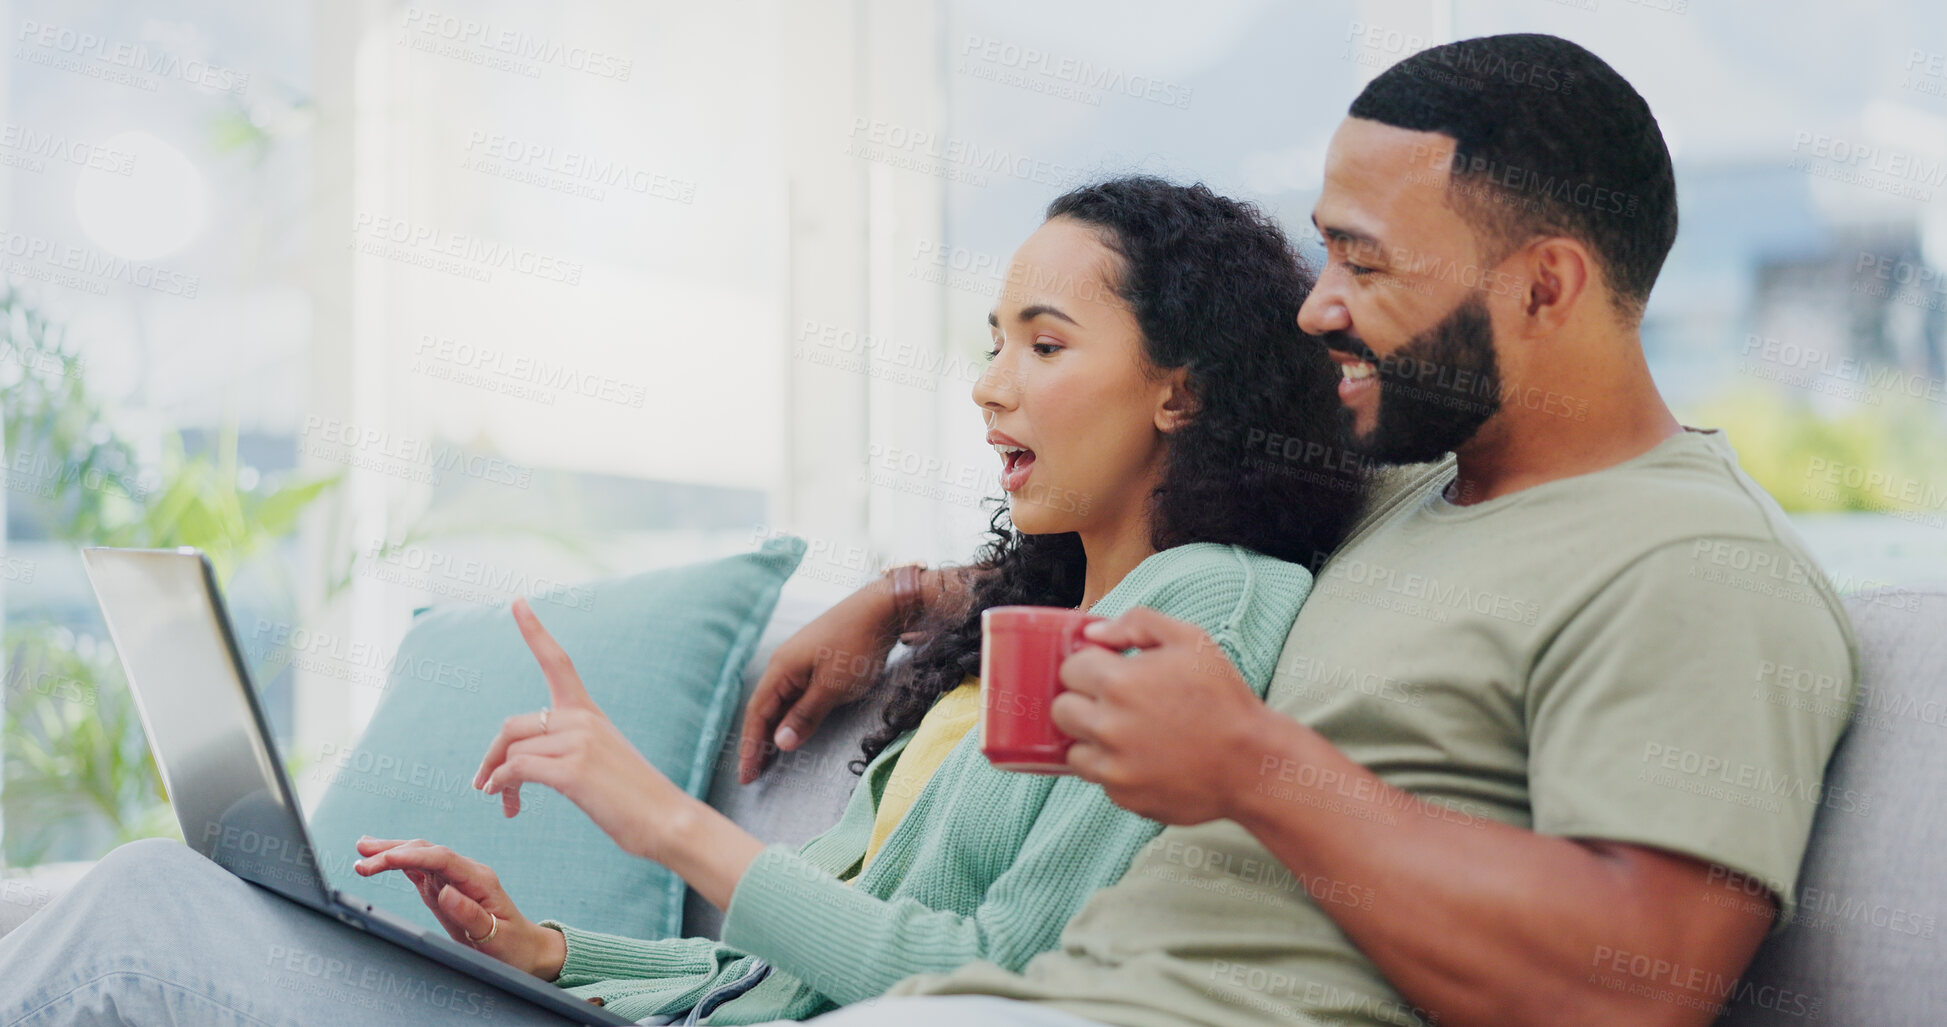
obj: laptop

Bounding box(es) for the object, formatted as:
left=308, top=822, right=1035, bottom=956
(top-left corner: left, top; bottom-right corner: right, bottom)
left=80, top=546, right=635, bottom=1025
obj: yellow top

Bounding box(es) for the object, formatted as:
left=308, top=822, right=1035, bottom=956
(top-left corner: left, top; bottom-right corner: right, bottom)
left=856, top=675, right=983, bottom=876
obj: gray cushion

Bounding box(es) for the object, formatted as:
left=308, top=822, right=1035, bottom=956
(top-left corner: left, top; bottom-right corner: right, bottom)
left=681, top=587, right=897, bottom=940
left=1717, top=589, right=1947, bottom=1025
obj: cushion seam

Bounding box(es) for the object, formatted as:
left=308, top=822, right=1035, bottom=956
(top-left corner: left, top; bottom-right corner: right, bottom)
left=670, top=542, right=801, bottom=934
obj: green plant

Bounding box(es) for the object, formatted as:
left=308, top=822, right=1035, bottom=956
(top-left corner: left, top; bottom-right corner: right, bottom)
left=1, top=625, right=176, bottom=866
left=0, top=287, right=341, bottom=865
left=1686, top=384, right=1947, bottom=517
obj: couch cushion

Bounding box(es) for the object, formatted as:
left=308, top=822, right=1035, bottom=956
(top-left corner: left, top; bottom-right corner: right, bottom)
left=1717, top=589, right=1947, bottom=1025
left=681, top=587, right=898, bottom=940
left=306, top=537, right=804, bottom=942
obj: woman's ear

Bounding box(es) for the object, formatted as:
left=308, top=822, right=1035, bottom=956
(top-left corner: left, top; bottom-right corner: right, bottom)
left=1155, top=368, right=1198, bottom=433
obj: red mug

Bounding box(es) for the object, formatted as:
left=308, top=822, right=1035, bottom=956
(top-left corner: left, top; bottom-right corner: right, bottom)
left=979, top=606, right=1107, bottom=774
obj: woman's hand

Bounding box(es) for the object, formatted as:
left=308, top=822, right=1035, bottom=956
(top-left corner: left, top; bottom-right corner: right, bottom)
left=474, top=597, right=696, bottom=863
left=478, top=597, right=767, bottom=911
left=353, top=837, right=567, bottom=981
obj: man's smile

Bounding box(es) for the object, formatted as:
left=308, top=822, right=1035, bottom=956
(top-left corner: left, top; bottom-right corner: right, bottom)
left=1331, top=351, right=1378, bottom=404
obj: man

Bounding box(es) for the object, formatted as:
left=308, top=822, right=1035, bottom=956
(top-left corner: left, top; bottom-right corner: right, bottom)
left=742, top=33, right=1855, bottom=1027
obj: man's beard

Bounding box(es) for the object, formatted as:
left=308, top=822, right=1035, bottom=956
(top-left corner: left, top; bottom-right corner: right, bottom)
left=1326, top=294, right=1502, bottom=465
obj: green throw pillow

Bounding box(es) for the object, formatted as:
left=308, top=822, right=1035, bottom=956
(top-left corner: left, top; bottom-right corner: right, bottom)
left=306, top=536, right=805, bottom=939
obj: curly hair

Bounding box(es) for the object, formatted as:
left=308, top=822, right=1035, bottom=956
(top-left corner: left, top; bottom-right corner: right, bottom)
left=853, top=176, right=1367, bottom=771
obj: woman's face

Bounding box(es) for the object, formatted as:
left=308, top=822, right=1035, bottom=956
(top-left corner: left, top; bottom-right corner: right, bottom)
left=973, top=217, right=1191, bottom=536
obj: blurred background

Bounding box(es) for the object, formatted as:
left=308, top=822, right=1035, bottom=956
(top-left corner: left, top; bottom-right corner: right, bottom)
left=2, top=0, right=1943, bottom=866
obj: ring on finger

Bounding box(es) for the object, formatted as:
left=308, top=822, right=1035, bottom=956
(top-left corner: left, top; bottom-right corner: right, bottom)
left=465, top=914, right=501, bottom=946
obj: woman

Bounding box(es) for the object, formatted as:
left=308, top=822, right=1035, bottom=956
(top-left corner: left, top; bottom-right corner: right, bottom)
left=0, top=177, right=1362, bottom=1027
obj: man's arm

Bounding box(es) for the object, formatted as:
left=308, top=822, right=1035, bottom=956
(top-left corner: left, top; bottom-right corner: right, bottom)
left=1054, top=609, right=1776, bottom=1027
left=737, top=565, right=980, bottom=783
left=1227, top=710, right=1773, bottom=1027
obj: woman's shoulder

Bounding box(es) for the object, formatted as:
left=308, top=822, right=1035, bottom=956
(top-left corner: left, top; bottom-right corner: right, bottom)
left=1096, top=543, right=1313, bottom=620
left=1097, top=544, right=1312, bottom=689
left=1138, top=542, right=1312, bottom=587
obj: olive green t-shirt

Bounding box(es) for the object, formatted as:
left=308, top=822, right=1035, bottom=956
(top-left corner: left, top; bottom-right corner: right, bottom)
left=887, top=428, right=1859, bottom=1027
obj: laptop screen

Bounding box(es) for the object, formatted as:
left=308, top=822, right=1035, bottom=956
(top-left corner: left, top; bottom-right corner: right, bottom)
left=80, top=547, right=329, bottom=908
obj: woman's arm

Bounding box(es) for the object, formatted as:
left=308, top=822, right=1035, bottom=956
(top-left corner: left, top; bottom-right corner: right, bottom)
left=714, top=547, right=1309, bottom=1007
left=714, top=765, right=1164, bottom=1007
left=654, top=801, right=767, bottom=911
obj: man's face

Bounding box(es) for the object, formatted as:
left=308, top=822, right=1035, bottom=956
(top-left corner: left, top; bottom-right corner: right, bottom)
left=1334, top=293, right=1501, bottom=464
left=1299, top=117, right=1515, bottom=464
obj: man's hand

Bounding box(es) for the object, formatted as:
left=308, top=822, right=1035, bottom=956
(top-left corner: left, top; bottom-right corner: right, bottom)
left=738, top=566, right=980, bottom=784
left=1050, top=607, right=1268, bottom=824
left=737, top=581, right=901, bottom=784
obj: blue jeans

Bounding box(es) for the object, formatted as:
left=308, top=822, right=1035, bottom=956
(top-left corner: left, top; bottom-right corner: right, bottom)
left=0, top=838, right=1106, bottom=1027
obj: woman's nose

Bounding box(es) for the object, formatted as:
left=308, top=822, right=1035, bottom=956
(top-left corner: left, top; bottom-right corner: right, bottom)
left=972, top=352, right=1022, bottom=411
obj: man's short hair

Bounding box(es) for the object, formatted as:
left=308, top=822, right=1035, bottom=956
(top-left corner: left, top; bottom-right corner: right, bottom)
left=1349, top=33, right=1677, bottom=323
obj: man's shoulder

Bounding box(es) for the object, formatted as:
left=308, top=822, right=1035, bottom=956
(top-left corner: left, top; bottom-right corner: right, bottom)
left=1345, top=457, right=1455, bottom=538
left=1331, top=436, right=1779, bottom=566
left=1434, top=429, right=1813, bottom=559
left=1329, top=432, right=1857, bottom=651
left=1556, top=433, right=1849, bottom=607
left=1543, top=430, right=1861, bottom=675
left=1560, top=428, right=1782, bottom=537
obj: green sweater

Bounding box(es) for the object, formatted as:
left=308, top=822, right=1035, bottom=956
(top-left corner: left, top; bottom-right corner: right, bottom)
left=536, top=543, right=1313, bottom=1024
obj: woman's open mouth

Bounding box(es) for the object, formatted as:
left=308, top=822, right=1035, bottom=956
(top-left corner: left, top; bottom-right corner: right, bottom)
left=992, top=441, right=1037, bottom=492
left=987, top=428, right=1038, bottom=492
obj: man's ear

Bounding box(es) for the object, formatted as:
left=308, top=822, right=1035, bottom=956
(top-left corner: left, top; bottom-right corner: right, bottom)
left=1155, top=368, right=1198, bottom=433
left=1514, top=236, right=1592, bottom=335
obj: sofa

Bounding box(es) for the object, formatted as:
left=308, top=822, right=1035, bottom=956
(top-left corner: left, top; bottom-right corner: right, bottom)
left=3, top=586, right=1943, bottom=1024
